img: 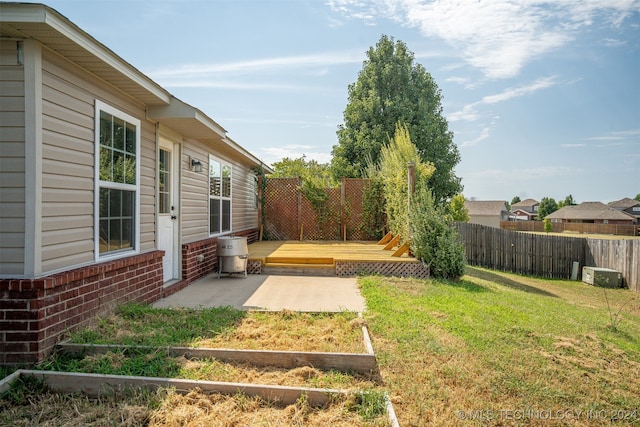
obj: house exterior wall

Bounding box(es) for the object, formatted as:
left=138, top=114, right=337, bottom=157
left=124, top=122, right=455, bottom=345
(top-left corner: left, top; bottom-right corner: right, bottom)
left=0, top=40, right=25, bottom=276
left=181, top=141, right=258, bottom=244
left=622, top=206, right=640, bottom=222
left=39, top=49, right=157, bottom=274
left=1, top=4, right=263, bottom=366
left=0, top=37, right=166, bottom=365
left=557, top=219, right=634, bottom=225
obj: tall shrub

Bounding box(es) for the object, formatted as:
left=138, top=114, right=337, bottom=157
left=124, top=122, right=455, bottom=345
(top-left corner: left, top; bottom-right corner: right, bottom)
left=377, top=123, right=434, bottom=240
left=409, top=187, right=466, bottom=279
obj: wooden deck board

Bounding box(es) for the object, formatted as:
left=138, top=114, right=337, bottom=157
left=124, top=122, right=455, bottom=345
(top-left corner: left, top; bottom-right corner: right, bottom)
left=249, top=241, right=417, bottom=263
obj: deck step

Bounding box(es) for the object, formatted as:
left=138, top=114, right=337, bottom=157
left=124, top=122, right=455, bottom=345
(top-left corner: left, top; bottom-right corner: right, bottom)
left=262, top=263, right=336, bottom=277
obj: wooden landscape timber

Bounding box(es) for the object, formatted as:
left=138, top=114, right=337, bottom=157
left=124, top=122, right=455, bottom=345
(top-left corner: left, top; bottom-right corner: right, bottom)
left=56, top=342, right=377, bottom=374
left=3, top=370, right=345, bottom=407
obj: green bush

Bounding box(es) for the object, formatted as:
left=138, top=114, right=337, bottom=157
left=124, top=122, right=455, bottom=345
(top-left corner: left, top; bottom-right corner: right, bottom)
left=409, top=187, right=466, bottom=279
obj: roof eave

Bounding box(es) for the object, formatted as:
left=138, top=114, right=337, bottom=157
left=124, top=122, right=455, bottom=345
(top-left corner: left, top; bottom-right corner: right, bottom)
left=149, top=97, right=273, bottom=172
left=0, top=3, right=171, bottom=106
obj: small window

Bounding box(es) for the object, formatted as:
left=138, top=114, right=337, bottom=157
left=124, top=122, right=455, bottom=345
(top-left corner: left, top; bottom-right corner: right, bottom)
left=159, top=149, right=171, bottom=214
left=95, top=101, right=140, bottom=258
left=209, top=157, right=232, bottom=234
left=633, top=207, right=640, bottom=212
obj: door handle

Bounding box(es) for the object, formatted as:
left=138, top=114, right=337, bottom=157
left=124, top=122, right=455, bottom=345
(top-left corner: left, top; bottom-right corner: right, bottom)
left=171, top=215, right=177, bottom=220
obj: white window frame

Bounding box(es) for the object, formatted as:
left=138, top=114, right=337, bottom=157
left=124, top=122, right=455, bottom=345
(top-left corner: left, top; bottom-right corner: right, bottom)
left=208, top=155, right=232, bottom=235
left=93, top=100, right=141, bottom=260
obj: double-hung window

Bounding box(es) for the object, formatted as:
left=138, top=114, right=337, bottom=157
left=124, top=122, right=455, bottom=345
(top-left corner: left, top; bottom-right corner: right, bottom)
left=209, top=157, right=231, bottom=234
left=94, top=101, right=140, bottom=258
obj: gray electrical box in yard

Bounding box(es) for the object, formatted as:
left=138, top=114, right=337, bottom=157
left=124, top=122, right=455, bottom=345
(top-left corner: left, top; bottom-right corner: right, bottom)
left=582, top=267, right=623, bottom=288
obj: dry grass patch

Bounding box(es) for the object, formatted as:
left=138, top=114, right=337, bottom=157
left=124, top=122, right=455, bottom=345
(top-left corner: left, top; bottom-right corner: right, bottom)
left=1, top=380, right=390, bottom=427
left=198, top=311, right=367, bottom=353
left=7, top=304, right=388, bottom=425
left=71, top=306, right=366, bottom=354
left=178, top=357, right=378, bottom=390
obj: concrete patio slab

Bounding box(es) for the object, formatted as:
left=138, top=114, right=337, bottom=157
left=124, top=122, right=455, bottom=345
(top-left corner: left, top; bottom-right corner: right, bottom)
left=153, top=274, right=366, bottom=313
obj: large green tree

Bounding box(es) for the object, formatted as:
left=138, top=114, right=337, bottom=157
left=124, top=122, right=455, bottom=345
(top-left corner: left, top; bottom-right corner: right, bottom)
left=270, top=155, right=334, bottom=187
left=538, top=197, right=559, bottom=219
left=331, top=35, right=461, bottom=204
left=557, top=194, right=576, bottom=208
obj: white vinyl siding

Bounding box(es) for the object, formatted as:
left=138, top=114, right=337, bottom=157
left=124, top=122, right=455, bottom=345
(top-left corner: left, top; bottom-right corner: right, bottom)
left=39, top=50, right=155, bottom=273
left=181, top=141, right=258, bottom=244
left=232, top=167, right=259, bottom=231
left=0, top=40, right=25, bottom=275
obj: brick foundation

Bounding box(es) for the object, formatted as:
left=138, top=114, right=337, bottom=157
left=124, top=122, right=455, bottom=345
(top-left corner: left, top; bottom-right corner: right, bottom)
left=165, top=228, right=260, bottom=297
left=0, top=250, right=164, bottom=366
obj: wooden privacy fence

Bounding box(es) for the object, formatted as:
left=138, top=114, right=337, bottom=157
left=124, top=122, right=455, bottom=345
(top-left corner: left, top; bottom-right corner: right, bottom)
left=263, top=178, right=379, bottom=241
left=456, top=222, right=639, bottom=292
left=501, top=221, right=639, bottom=236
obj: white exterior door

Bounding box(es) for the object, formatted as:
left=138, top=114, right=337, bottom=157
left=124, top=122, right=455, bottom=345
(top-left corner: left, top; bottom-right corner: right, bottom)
left=158, top=143, right=179, bottom=283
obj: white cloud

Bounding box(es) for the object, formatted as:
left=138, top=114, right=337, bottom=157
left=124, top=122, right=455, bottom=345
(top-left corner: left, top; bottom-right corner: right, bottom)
left=583, top=128, right=640, bottom=142
left=149, top=50, right=365, bottom=89
left=461, top=127, right=491, bottom=147
left=327, top=0, right=640, bottom=79
left=449, top=77, right=556, bottom=122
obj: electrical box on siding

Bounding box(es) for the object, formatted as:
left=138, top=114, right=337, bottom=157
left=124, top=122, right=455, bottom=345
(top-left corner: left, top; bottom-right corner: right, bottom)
left=582, top=267, right=622, bottom=288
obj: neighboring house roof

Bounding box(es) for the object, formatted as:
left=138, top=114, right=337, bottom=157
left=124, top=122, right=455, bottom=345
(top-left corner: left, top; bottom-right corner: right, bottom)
left=546, top=202, right=636, bottom=221
left=609, top=198, right=640, bottom=209
left=464, top=200, right=508, bottom=216
left=512, top=199, right=539, bottom=208
left=0, top=2, right=272, bottom=172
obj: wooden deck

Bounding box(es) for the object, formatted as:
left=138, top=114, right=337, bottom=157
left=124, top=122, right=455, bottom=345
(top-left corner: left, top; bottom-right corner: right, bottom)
left=248, top=240, right=417, bottom=263
left=246, top=241, right=430, bottom=278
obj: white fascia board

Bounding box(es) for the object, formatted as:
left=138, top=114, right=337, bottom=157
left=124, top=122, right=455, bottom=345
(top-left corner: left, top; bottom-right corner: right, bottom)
left=1, top=3, right=170, bottom=105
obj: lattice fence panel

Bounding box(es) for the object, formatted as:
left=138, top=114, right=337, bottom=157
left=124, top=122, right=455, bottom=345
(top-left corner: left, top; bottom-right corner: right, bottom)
left=342, top=178, right=380, bottom=241
left=264, top=178, right=299, bottom=240
left=336, top=261, right=430, bottom=278
left=298, top=188, right=341, bottom=240
left=264, top=178, right=379, bottom=241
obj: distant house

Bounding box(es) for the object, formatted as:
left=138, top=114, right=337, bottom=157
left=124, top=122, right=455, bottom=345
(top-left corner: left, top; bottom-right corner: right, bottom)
left=609, top=198, right=640, bottom=223
left=510, top=198, right=539, bottom=221
left=546, top=202, right=635, bottom=224
left=464, top=200, right=510, bottom=228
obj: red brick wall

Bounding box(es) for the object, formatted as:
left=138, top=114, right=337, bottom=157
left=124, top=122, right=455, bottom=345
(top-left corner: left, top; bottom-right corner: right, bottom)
left=164, top=228, right=260, bottom=298
left=180, top=229, right=259, bottom=282
left=0, top=250, right=164, bottom=366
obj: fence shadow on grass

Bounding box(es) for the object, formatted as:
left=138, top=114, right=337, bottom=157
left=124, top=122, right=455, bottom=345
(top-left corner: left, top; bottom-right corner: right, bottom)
left=443, top=277, right=492, bottom=293
left=464, top=266, right=558, bottom=298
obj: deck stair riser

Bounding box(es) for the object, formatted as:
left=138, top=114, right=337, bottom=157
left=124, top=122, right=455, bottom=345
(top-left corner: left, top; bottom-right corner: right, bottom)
left=262, top=265, right=336, bottom=277
left=261, top=256, right=337, bottom=276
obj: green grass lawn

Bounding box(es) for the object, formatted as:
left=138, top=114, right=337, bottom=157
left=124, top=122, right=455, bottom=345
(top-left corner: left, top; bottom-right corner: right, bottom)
left=360, top=266, right=640, bottom=426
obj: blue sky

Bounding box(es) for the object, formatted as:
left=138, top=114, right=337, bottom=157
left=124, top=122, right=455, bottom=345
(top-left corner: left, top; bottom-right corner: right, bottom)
left=29, top=0, right=639, bottom=203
